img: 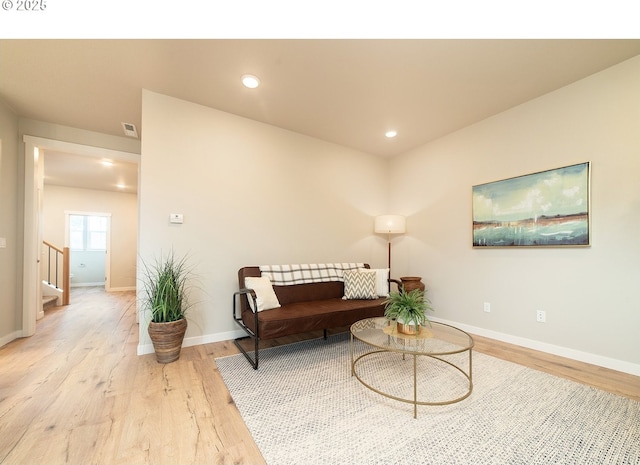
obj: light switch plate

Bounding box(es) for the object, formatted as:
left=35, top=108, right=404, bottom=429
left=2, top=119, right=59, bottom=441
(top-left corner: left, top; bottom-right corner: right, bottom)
left=169, top=213, right=184, bottom=224
left=0, top=237, right=6, bottom=248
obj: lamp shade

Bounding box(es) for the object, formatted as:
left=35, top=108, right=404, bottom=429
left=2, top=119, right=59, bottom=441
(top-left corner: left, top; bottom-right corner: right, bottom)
left=374, top=215, right=406, bottom=234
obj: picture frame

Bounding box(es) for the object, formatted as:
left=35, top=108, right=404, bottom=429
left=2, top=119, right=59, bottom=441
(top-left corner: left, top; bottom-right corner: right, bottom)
left=472, top=162, right=591, bottom=247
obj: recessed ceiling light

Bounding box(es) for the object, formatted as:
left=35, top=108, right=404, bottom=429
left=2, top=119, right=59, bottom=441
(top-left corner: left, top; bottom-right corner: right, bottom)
left=116, top=183, right=126, bottom=189
left=101, top=159, right=113, bottom=167
left=241, top=74, right=260, bottom=89
left=385, top=130, right=398, bottom=138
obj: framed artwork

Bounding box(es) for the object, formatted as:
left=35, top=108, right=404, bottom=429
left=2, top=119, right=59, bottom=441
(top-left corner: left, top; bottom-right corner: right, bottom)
left=472, top=162, right=591, bottom=247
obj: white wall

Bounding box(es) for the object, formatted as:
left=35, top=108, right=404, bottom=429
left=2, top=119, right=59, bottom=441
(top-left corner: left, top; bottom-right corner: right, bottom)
left=69, top=250, right=106, bottom=286
left=389, top=56, right=640, bottom=373
left=42, top=185, right=138, bottom=290
left=139, top=90, right=390, bottom=351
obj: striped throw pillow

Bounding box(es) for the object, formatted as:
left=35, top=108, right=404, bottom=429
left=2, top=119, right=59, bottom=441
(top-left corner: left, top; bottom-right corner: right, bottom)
left=343, top=270, right=378, bottom=300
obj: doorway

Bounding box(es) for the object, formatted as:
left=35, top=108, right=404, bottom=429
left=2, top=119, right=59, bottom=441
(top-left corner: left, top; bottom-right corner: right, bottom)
left=22, top=135, right=140, bottom=337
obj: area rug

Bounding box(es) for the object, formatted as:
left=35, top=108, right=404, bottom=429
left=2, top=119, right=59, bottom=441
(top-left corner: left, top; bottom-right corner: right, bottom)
left=216, top=333, right=639, bottom=465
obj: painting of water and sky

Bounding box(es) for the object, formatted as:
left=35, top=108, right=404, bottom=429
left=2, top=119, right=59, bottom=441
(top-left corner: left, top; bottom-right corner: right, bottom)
left=472, top=162, right=590, bottom=247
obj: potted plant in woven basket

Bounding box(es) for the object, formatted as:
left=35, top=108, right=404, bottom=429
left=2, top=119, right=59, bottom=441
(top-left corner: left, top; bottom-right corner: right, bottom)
left=384, top=288, right=433, bottom=335
left=141, top=250, right=194, bottom=363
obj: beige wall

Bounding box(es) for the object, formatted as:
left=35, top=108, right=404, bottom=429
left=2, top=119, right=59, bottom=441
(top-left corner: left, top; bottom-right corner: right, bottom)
left=42, top=185, right=138, bottom=290
left=389, top=56, right=640, bottom=372
left=0, top=99, right=20, bottom=344
left=139, top=90, right=390, bottom=349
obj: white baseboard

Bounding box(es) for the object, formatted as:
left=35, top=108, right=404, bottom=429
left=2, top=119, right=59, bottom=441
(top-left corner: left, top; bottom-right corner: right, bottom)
left=430, top=316, right=640, bottom=377
left=137, top=319, right=640, bottom=377
left=0, top=330, right=22, bottom=348
left=137, top=343, right=154, bottom=356
left=137, top=329, right=247, bottom=356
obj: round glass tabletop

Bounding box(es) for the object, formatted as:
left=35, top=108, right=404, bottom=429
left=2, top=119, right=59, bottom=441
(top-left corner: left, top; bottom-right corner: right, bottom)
left=350, top=317, right=474, bottom=356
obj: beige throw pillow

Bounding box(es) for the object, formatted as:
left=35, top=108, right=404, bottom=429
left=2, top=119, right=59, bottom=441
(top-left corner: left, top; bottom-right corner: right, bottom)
left=244, top=276, right=281, bottom=311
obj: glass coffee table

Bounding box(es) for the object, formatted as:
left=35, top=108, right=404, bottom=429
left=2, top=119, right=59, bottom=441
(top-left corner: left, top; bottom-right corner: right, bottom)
left=350, top=317, right=474, bottom=418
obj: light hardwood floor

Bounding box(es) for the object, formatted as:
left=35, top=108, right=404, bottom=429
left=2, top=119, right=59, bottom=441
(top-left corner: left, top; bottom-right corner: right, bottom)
left=1, top=287, right=638, bottom=465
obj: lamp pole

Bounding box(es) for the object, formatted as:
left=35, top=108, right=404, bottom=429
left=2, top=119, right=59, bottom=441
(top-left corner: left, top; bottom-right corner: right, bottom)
left=374, top=215, right=406, bottom=276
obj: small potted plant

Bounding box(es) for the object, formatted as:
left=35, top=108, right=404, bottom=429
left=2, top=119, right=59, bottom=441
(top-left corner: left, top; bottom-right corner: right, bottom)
left=384, top=288, right=433, bottom=335
left=140, top=250, right=194, bottom=363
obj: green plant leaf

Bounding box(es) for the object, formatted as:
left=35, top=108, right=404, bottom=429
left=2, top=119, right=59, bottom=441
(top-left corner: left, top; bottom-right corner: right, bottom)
left=384, top=288, right=433, bottom=327
left=140, top=250, right=194, bottom=323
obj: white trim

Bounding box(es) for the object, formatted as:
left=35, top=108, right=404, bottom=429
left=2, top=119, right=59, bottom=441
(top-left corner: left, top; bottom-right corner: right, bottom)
left=0, top=331, right=23, bottom=348
left=137, top=343, right=154, bottom=356
left=65, top=210, right=112, bottom=218
left=139, top=318, right=640, bottom=376
left=23, top=136, right=139, bottom=162
left=22, top=140, right=40, bottom=336
left=137, top=329, right=247, bottom=356
left=430, top=316, right=640, bottom=377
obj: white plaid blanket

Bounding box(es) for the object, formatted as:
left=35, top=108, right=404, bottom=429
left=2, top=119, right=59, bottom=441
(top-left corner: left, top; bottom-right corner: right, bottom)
left=259, top=263, right=365, bottom=286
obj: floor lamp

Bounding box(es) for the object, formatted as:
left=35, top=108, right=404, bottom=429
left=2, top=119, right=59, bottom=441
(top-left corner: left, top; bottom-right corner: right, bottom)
left=374, top=215, right=406, bottom=273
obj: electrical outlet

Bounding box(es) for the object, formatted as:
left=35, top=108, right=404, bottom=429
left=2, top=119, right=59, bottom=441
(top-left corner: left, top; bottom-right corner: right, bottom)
left=536, top=310, right=546, bottom=323
left=483, top=302, right=491, bottom=313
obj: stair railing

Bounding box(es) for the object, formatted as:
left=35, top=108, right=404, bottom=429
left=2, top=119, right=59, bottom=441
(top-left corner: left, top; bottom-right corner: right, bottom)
left=43, top=241, right=70, bottom=305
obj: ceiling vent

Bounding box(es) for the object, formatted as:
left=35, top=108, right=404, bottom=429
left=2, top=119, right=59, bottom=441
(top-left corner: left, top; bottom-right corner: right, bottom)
left=121, top=122, right=138, bottom=138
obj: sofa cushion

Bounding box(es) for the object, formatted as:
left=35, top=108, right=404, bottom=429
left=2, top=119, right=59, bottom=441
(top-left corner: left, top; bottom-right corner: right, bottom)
left=247, top=297, right=387, bottom=339
left=343, top=270, right=377, bottom=300
left=244, top=276, right=281, bottom=311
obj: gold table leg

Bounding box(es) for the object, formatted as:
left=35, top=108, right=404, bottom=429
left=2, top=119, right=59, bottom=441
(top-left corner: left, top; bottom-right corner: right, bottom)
left=350, top=338, right=473, bottom=418
left=413, top=354, right=417, bottom=418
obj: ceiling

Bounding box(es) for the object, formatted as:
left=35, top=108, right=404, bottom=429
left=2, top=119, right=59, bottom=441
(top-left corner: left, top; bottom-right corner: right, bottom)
left=2, top=39, right=640, bottom=193
left=42, top=150, right=139, bottom=195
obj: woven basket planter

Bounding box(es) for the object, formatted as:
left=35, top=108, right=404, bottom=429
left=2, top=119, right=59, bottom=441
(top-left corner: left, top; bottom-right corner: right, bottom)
left=148, top=318, right=188, bottom=363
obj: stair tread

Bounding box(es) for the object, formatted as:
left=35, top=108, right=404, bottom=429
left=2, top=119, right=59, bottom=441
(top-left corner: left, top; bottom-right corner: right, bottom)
left=43, top=295, right=59, bottom=308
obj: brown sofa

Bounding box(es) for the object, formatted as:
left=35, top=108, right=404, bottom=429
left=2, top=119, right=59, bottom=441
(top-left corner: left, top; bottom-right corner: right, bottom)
left=233, top=264, right=401, bottom=369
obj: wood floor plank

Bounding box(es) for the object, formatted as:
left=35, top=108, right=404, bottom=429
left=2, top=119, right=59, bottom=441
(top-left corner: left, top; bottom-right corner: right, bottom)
left=0, top=287, right=637, bottom=465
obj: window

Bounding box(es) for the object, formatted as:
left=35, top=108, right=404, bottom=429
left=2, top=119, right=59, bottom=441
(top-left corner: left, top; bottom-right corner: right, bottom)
left=69, top=215, right=107, bottom=251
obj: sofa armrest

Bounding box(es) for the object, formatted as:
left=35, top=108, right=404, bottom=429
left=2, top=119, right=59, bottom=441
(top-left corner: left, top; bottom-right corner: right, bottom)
left=389, top=278, right=403, bottom=292
left=232, top=288, right=260, bottom=369
left=233, top=288, right=259, bottom=339
left=233, top=288, right=257, bottom=316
